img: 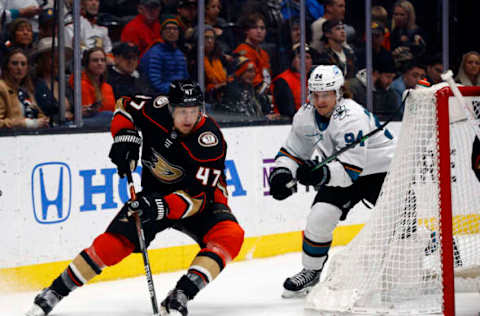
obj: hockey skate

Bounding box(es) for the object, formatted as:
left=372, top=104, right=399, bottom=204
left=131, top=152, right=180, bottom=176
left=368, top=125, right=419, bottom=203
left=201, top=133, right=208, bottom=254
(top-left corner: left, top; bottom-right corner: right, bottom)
left=25, top=288, right=63, bottom=316
left=160, top=289, right=189, bottom=316
left=282, top=268, right=321, bottom=298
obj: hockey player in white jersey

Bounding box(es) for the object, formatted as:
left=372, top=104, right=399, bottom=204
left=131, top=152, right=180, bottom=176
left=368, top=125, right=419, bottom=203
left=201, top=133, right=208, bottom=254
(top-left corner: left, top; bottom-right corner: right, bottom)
left=268, top=65, right=396, bottom=298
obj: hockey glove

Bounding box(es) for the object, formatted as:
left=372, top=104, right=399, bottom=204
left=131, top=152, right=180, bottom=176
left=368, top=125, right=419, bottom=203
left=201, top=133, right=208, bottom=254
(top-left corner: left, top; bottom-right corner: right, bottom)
left=296, top=160, right=330, bottom=187
left=268, top=167, right=296, bottom=200
left=127, top=193, right=169, bottom=223
left=109, top=129, right=141, bottom=178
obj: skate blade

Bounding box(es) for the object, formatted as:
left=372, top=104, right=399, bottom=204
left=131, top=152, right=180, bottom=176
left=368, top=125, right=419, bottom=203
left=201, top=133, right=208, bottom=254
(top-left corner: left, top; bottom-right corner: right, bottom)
left=25, top=304, right=46, bottom=316
left=281, top=286, right=312, bottom=299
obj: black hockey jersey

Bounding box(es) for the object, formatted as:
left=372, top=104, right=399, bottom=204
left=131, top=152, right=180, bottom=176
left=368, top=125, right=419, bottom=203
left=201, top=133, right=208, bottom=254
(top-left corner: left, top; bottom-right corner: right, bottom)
left=111, top=95, right=228, bottom=219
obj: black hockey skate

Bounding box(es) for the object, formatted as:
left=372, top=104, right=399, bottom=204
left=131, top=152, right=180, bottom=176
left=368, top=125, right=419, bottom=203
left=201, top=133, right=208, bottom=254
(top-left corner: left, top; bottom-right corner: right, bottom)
left=160, top=289, right=189, bottom=316
left=25, top=288, right=63, bottom=316
left=282, top=268, right=321, bottom=298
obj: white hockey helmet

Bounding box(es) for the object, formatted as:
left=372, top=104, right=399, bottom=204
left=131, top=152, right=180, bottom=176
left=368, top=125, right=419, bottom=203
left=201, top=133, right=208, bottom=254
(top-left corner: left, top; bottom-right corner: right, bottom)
left=308, top=65, right=345, bottom=100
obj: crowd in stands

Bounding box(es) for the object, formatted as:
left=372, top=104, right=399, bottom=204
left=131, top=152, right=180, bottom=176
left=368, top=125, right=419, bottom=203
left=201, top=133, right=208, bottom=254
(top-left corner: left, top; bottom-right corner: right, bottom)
left=0, top=0, right=479, bottom=131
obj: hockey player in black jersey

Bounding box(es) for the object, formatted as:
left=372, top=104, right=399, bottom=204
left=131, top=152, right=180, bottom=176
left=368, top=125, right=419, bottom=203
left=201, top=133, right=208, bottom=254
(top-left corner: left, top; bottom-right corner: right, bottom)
left=26, top=80, right=245, bottom=316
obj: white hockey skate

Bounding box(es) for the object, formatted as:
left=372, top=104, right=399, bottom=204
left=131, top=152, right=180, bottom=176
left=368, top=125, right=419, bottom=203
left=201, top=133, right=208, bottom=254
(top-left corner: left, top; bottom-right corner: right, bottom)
left=282, top=268, right=321, bottom=298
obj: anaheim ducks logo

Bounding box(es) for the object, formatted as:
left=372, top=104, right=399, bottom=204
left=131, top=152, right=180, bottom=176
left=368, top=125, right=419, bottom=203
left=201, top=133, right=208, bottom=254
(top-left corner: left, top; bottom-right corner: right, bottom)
left=142, top=148, right=184, bottom=183
left=198, top=131, right=218, bottom=147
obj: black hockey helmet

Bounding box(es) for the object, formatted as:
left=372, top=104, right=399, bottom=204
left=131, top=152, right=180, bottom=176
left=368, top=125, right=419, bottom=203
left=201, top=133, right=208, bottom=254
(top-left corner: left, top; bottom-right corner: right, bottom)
left=168, top=79, right=204, bottom=108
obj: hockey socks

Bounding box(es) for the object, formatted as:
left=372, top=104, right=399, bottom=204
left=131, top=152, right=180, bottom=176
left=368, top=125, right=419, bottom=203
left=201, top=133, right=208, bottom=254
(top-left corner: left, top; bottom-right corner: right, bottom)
left=50, top=233, right=134, bottom=297
left=177, top=249, right=226, bottom=299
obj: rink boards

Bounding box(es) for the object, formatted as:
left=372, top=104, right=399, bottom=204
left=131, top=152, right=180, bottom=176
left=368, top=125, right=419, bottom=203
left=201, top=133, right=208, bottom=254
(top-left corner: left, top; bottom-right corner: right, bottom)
left=0, top=123, right=401, bottom=292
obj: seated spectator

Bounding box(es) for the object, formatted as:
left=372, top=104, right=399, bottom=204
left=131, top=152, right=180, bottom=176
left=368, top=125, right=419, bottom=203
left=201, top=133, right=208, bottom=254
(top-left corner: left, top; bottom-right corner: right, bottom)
left=205, top=0, right=236, bottom=53
left=120, top=0, right=162, bottom=57
left=424, top=53, right=444, bottom=85
left=107, top=42, right=153, bottom=98
left=271, top=44, right=314, bottom=118
left=65, top=0, right=114, bottom=64
left=33, top=37, right=74, bottom=123
left=189, top=25, right=230, bottom=105
left=355, top=21, right=393, bottom=71
left=70, top=47, right=115, bottom=126
left=139, top=15, right=189, bottom=95
left=0, top=48, right=49, bottom=129
left=234, top=12, right=271, bottom=94
left=5, top=18, right=35, bottom=56
left=218, top=56, right=274, bottom=118
left=391, top=61, right=426, bottom=107
left=390, top=0, right=426, bottom=72
left=317, top=19, right=356, bottom=79
left=176, top=0, right=197, bottom=54
left=347, top=54, right=400, bottom=121
left=311, top=0, right=355, bottom=52
left=276, top=17, right=310, bottom=75
left=371, top=5, right=390, bottom=51
left=455, top=51, right=480, bottom=86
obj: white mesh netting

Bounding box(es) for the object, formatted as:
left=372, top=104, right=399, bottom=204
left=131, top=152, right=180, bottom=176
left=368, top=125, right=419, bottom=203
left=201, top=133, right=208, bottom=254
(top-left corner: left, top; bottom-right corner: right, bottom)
left=306, top=85, right=480, bottom=315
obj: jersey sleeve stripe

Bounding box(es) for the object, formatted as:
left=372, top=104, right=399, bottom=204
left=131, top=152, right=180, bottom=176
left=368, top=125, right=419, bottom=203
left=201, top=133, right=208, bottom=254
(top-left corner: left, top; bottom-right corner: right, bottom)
left=141, top=107, right=169, bottom=133
left=275, top=147, right=303, bottom=164
left=110, top=112, right=135, bottom=136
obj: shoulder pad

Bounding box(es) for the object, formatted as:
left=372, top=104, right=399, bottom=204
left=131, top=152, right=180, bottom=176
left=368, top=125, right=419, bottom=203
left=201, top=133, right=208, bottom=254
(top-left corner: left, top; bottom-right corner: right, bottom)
left=181, top=118, right=226, bottom=163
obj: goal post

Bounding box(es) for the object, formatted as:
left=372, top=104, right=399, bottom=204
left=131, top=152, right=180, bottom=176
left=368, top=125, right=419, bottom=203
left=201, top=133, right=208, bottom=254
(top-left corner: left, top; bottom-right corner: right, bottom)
left=306, top=84, right=480, bottom=315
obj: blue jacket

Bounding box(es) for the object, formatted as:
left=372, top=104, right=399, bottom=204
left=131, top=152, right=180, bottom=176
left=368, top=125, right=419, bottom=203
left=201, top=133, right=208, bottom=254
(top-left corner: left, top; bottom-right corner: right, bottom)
left=281, top=0, right=324, bottom=21
left=139, top=41, right=189, bottom=95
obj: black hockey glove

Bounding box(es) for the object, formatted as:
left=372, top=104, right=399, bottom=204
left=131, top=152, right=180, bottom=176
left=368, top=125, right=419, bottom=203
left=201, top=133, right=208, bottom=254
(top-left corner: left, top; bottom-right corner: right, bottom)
left=109, top=129, right=141, bottom=178
left=268, top=167, right=296, bottom=200
left=296, top=160, right=330, bottom=187
left=126, top=193, right=169, bottom=223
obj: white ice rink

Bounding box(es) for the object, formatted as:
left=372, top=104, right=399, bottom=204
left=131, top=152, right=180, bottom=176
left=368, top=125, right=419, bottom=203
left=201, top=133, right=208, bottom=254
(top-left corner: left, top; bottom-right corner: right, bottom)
left=1, top=252, right=479, bottom=316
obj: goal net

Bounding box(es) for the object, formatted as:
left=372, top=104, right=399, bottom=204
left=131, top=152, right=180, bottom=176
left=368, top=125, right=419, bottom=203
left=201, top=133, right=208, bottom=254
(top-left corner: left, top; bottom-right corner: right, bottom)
left=306, top=84, right=480, bottom=315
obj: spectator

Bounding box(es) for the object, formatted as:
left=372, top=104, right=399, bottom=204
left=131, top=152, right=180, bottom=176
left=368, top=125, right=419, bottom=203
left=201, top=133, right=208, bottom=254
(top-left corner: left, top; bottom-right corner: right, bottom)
left=390, top=0, right=426, bottom=71
left=70, top=47, right=115, bottom=126
left=139, top=15, right=189, bottom=95
left=37, top=8, right=56, bottom=40
left=311, top=0, right=355, bottom=52
left=120, top=0, right=162, bottom=57
left=355, top=21, right=393, bottom=71
left=190, top=25, right=229, bottom=105
left=347, top=53, right=400, bottom=121
left=33, top=37, right=74, bottom=123
left=234, top=12, right=271, bottom=93
left=204, top=0, right=235, bottom=53
left=455, top=51, right=480, bottom=86
left=391, top=61, right=426, bottom=107
left=176, top=0, right=197, bottom=52
left=424, top=53, right=443, bottom=85
left=371, top=5, right=390, bottom=51
left=276, top=17, right=312, bottom=74
left=65, top=0, right=114, bottom=64
left=317, top=19, right=356, bottom=79
left=5, top=18, right=35, bottom=55
left=219, top=56, right=274, bottom=118
left=107, top=42, right=153, bottom=98
left=271, top=44, right=314, bottom=118
left=0, top=1, right=41, bottom=33
left=0, top=48, right=49, bottom=129
left=280, top=0, right=324, bottom=25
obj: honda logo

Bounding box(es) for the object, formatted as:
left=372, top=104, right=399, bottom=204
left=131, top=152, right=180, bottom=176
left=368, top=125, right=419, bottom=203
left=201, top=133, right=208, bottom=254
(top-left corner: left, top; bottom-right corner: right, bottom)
left=31, top=162, right=72, bottom=224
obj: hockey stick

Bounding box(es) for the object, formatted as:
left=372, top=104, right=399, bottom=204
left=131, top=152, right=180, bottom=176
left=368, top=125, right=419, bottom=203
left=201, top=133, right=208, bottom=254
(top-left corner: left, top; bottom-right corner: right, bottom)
left=126, top=170, right=160, bottom=316
left=286, top=90, right=411, bottom=189
left=441, top=70, right=480, bottom=138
